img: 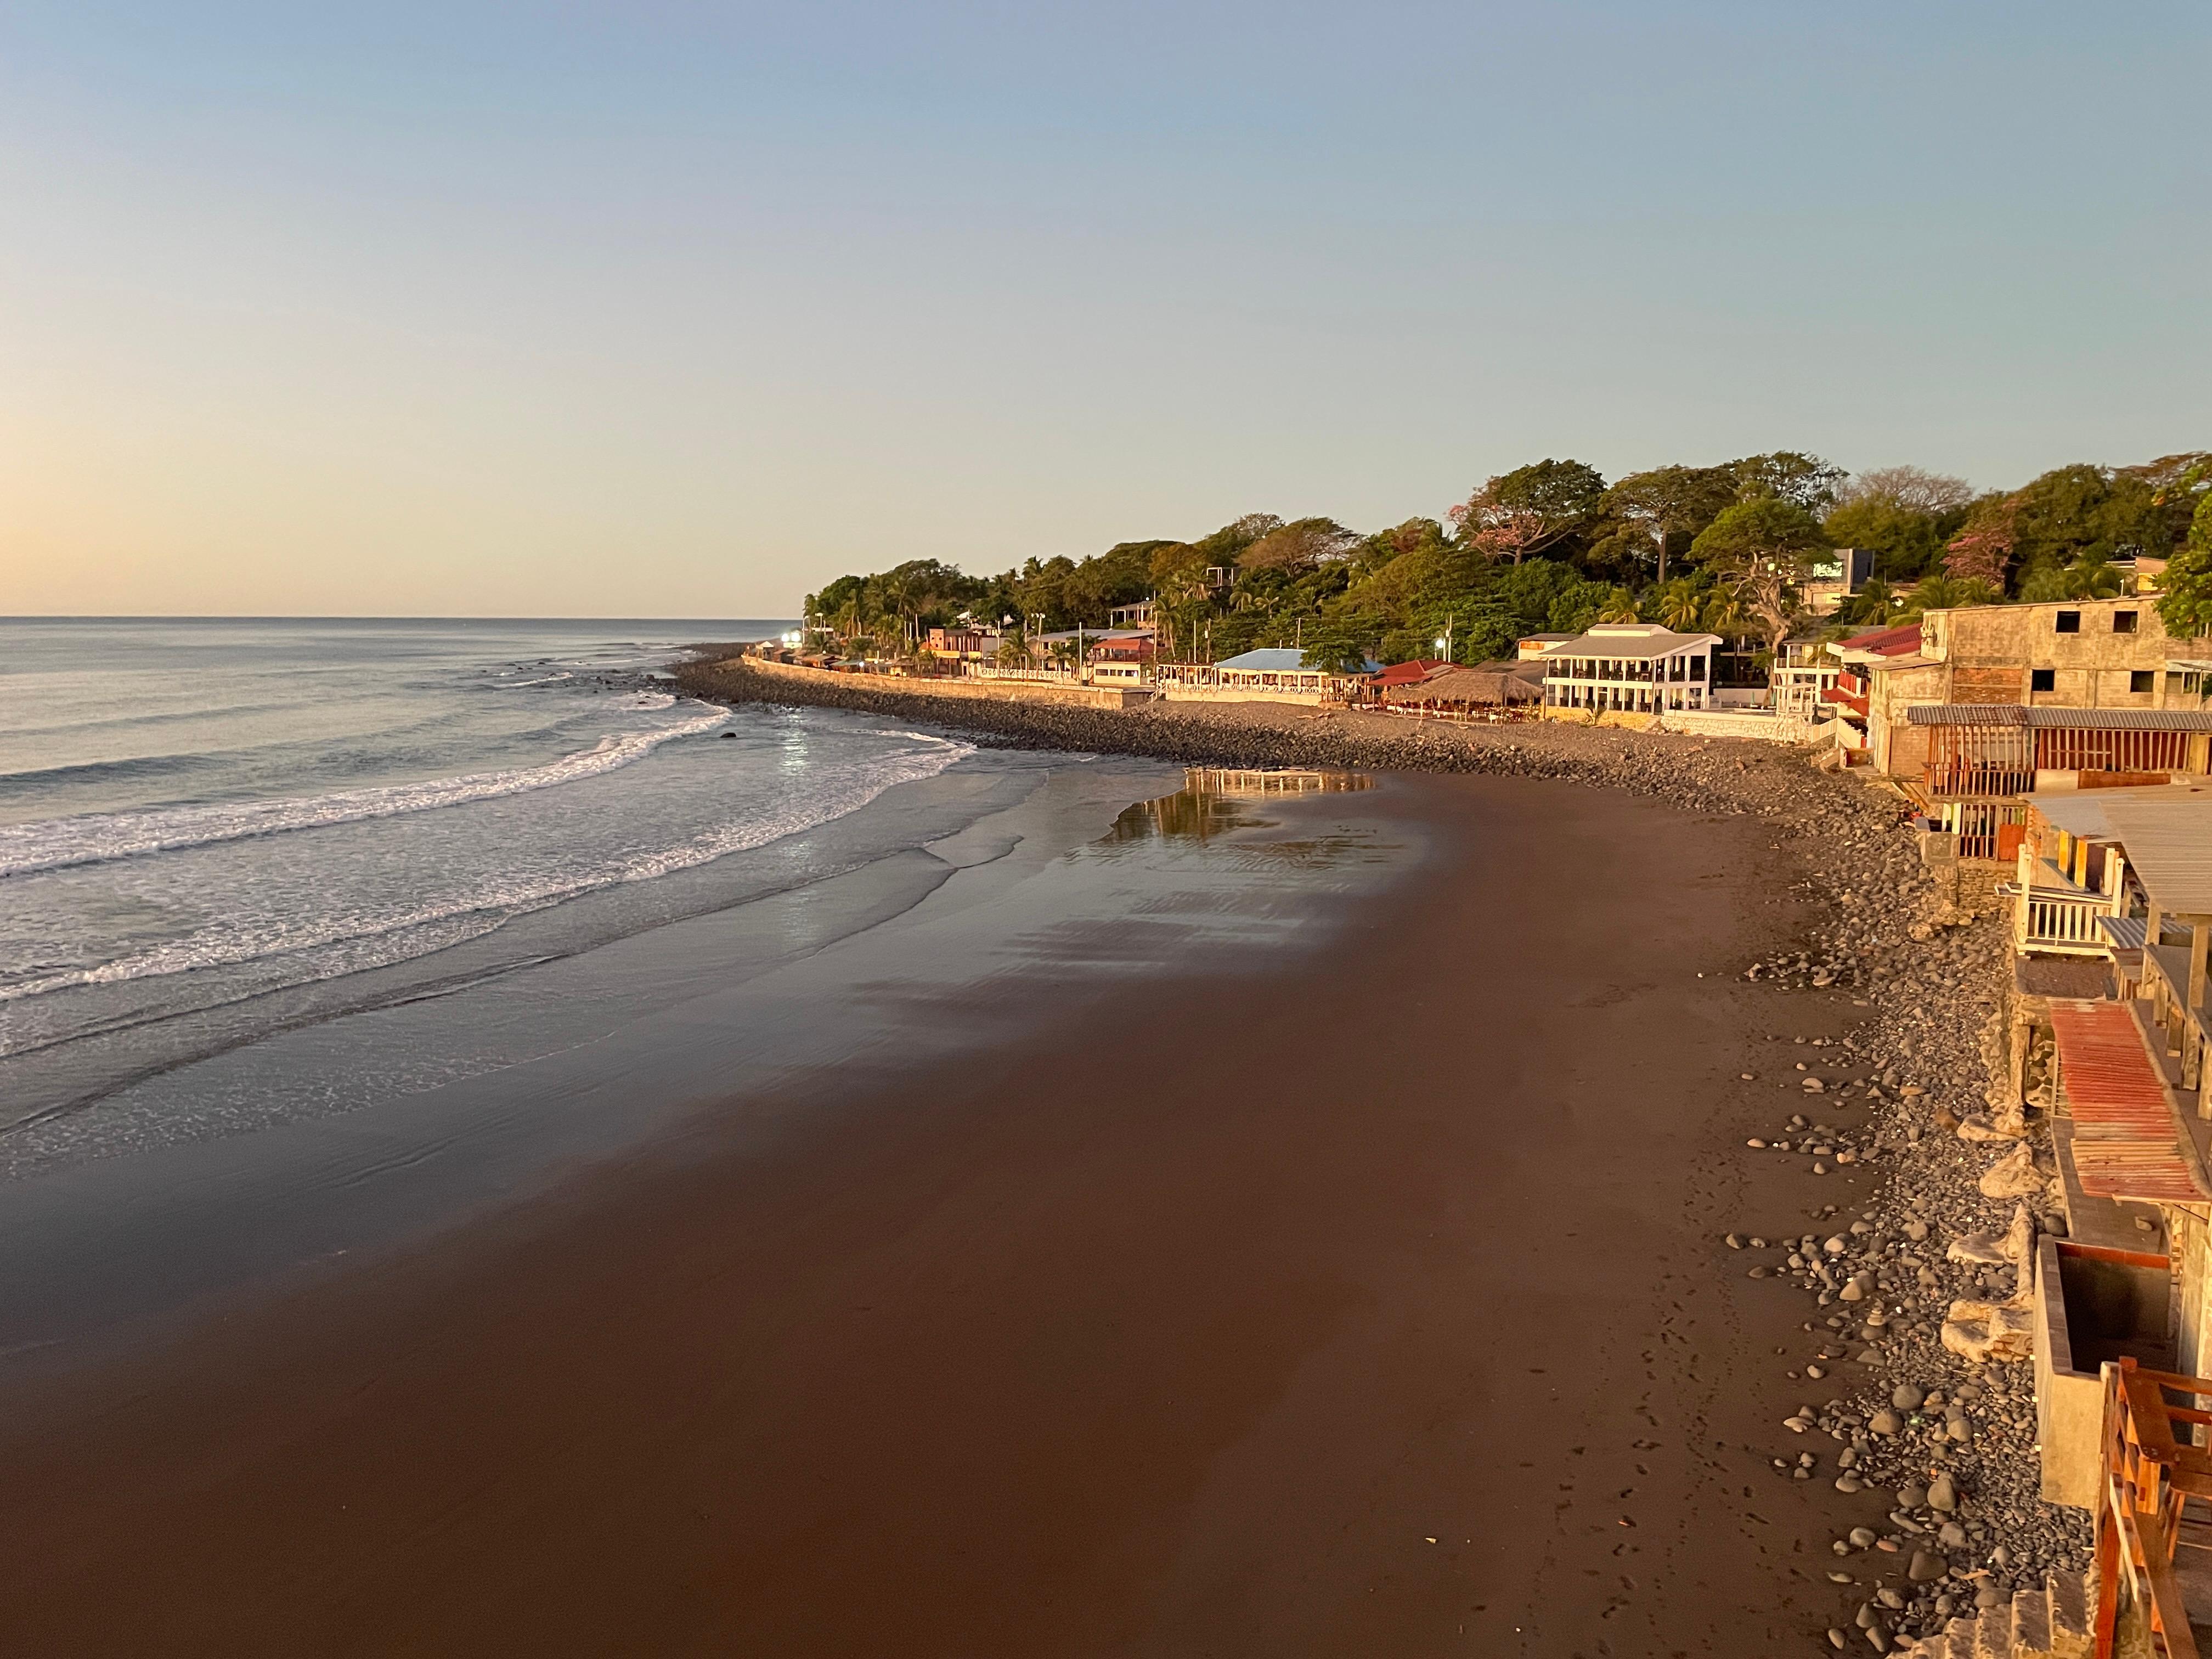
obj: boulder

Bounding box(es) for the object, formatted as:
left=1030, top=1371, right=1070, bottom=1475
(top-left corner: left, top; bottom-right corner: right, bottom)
left=1978, top=1143, right=2047, bottom=1199
left=1947, top=1204, right=2036, bottom=1266
left=1943, top=1296, right=2035, bottom=1363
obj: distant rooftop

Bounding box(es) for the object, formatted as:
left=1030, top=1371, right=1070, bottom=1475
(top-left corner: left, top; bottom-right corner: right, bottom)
left=1545, top=624, right=1720, bottom=661
left=1215, top=648, right=1325, bottom=673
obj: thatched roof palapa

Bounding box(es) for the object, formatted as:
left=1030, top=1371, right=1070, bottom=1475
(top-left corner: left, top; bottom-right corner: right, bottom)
left=1381, top=660, right=1545, bottom=706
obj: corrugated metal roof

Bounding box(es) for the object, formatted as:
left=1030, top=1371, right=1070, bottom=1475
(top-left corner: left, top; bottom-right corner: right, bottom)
left=1215, top=648, right=1325, bottom=673
left=2100, top=796, right=2212, bottom=915
left=1907, top=704, right=2026, bottom=725
left=2035, top=785, right=2212, bottom=842
left=2049, top=1000, right=2210, bottom=1201
left=2028, top=708, right=2212, bottom=731
left=1834, top=624, right=1926, bottom=657
left=1905, top=703, right=2212, bottom=731
left=2101, top=915, right=2149, bottom=951
left=2032, top=795, right=2121, bottom=838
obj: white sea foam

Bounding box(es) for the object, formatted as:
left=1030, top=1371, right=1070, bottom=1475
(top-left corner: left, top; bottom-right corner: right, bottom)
left=0, top=737, right=973, bottom=1016
left=0, top=707, right=732, bottom=879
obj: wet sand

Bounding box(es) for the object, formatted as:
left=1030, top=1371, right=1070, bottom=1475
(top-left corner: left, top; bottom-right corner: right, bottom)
left=0, top=771, right=1858, bottom=1655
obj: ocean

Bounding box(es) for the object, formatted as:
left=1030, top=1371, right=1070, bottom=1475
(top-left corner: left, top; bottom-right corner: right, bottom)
left=0, top=618, right=1018, bottom=1150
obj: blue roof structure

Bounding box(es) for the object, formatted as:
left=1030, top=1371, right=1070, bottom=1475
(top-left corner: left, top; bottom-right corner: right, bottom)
left=1214, top=648, right=1316, bottom=672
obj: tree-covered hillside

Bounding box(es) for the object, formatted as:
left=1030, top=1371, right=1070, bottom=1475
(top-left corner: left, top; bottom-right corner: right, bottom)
left=802, top=450, right=2210, bottom=670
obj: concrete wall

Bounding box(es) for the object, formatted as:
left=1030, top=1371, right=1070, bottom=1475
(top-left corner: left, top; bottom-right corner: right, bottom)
left=1869, top=661, right=1947, bottom=778
left=2034, top=1237, right=2173, bottom=1509
left=1926, top=596, right=2181, bottom=710
left=1538, top=707, right=1657, bottom=732
left=1655, top=709, right=1810, bottom=742
left=730, top=656, right=1158, bottom=709
left=1157, top=686, right=1327, bottom=707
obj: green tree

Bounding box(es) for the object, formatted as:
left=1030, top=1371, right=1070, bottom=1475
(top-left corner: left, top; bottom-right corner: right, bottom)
left=1451, top=459, right=1607, bottom=564
left=1688, top=498, right=1830, bottom=652
left=2157, top=484, right=2212, bottom=640
left=1602, top=465, right=1740, bottom=583
left=1821, top=496, right=1946, bottom=584
left=1728, top=452, right=1846, bottom=511
left=1899, top=573, right=2000, bottom=617
left=1648, top=575, right=1713, bottom=631
left=2017, top=556, right=2124, bottom=602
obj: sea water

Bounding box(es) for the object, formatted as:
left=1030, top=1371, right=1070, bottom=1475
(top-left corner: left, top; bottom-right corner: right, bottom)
left=0, top=618, right=1001, bottom=1141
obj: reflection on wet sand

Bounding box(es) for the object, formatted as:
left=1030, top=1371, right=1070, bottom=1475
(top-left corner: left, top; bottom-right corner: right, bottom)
left=1104, top=768, right=1378, bottom=849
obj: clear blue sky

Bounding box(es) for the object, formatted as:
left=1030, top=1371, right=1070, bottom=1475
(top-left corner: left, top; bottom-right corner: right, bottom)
left=4, top=2, right=2205, bottom=616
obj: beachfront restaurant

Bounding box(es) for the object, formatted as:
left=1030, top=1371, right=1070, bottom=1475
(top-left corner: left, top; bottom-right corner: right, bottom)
left=1540, top=623, right=1720, bottom=714
left=1210, top=648, right=1341, bottom=696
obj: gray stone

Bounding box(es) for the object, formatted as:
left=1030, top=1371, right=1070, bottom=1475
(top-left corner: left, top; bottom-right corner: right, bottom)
left=1938, top=1522, right=1966, bottom=1548
left=1891, top=1384, right=1926, bottom=1410
left=1908, top=1549, right=1946, bottom=1582
left=1927, top=1474, right=1957, bottom=1511
left=1871, top=1410, right=1904, bottom=1436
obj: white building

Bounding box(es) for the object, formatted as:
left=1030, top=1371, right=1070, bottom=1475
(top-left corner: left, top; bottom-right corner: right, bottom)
left=1540, top=624, right=1721, bottom=714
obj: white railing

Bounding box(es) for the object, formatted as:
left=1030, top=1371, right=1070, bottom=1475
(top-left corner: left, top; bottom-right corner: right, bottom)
left=2024, top=890, right=2113, bottom=953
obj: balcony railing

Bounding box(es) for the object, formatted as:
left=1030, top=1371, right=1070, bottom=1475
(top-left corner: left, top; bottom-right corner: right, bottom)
left=2096, top=1357, right=2210, bottom=1657
left=2029, top=889, right=2121, bottom=953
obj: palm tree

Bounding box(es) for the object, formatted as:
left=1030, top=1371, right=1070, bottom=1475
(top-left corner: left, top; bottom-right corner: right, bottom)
left=1702, top=591, right=1746, bottom=637
left=1652, top=578, right=1706, bottom=632
left=1596, top=588, right=1640, bottom=624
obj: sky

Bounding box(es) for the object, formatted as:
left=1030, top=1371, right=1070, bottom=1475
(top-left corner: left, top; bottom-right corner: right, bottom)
left=2, top=2, right=2207, bottom=618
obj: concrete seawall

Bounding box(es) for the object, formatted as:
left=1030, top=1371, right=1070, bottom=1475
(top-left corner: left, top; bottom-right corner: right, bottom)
left=727, top=656, right=1159, bottom=709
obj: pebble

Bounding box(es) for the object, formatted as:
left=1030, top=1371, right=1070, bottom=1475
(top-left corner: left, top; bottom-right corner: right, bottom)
left=1928, top=1474, right=1957, bottom=1511
left=742, top=665, right=2108, bottom=1618
left=1907, top=1549, right=1946, bottom=1583
left=1891, top=1385, right=1926, bottom=1410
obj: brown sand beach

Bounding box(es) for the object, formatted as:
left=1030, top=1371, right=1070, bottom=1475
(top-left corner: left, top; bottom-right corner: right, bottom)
left=0, top=757, right=1881, bottom=1656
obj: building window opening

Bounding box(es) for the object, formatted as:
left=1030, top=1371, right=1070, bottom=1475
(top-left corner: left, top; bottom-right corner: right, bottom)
left=2131, top=670, right=2156, bottom=693
left=2031, top=668, right=2056, bottom=692
left=2114, top=611, right=2140, bottom=634
left=2055, top=611, right=2081, bottom=633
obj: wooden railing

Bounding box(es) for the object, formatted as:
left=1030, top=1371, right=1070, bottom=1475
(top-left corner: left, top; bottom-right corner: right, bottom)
left=1925, top=759, right=2038, bottom=799
left=2097, top=1357, right=2210, bottom=1658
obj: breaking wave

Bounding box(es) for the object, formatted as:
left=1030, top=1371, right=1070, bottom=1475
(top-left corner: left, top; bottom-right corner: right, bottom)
left=0, top=707, right=733, bottom=879
left=0, top=735, right=972, bottom=1014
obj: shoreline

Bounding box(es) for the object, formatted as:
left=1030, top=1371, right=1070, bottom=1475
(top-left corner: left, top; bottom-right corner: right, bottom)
left=676, top=656, right=2097, bottom=1649
left=673, top=652, right=1849, bottom=818
left=0, top=663, right=2077, bottom=1654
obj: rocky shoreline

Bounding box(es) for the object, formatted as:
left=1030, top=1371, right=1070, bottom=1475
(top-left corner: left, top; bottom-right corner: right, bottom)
left=674, top=654, right=2094, bottom=1654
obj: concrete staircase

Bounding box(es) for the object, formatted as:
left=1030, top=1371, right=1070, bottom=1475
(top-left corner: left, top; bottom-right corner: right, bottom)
left=1885, top=1570, right=2093, bottom=1658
